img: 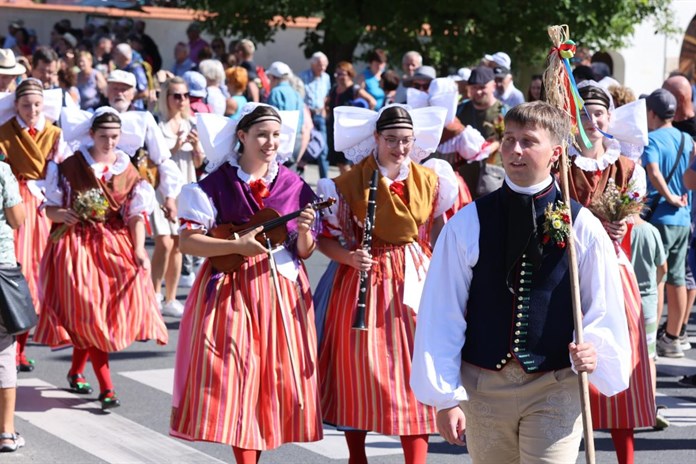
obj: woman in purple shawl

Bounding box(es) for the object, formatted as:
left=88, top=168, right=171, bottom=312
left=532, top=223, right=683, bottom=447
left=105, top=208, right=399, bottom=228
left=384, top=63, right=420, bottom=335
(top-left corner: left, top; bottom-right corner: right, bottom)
left=169, top=104, right=323, bottom=463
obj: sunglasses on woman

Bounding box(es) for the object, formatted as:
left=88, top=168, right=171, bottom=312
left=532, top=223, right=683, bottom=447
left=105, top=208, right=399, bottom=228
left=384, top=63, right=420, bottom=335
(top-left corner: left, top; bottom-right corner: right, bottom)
left=169, top=92, right=190, bottom=101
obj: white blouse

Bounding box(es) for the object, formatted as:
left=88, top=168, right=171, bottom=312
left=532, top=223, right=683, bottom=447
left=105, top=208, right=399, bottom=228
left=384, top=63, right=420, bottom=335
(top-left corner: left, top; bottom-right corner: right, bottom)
left=43, top=148, right=156, bottom=220
left=437, top=125, right=490, bottom=163
left=411, top=176, right=631, bottom=411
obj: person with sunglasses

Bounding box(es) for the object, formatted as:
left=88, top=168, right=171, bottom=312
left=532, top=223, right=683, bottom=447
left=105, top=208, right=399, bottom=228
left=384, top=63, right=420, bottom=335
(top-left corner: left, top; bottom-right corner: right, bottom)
left=315, top=104, right=457, bottom=463
left=151, top=77, right=204, bottom=317
left=405, top=65, right=436, bottom=93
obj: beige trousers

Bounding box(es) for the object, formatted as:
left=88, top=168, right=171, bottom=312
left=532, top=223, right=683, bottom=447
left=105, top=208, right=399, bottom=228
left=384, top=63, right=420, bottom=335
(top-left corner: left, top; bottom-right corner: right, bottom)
left=460, top=361, right=583, bottom=464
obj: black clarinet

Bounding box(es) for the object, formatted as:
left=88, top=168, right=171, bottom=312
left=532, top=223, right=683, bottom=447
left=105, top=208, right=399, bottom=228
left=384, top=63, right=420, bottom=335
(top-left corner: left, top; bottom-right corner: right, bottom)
left=352, top=169, right=379, bottom=331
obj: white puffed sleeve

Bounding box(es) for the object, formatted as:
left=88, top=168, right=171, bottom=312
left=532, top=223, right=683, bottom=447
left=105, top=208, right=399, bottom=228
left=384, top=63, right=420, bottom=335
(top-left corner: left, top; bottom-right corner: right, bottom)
left=630, top=163, right=647, bottom=198
left=52, top=131, right=72, bottom=163
left=126, top=180, right=157, bottom=219
left=422, top=158, right=457, bottom=217
left=316, top=178, right=343, bottom=238
left=176, top=183, right=217, bottom=233
left=42, top=161, right=64, bottom=208
left=156, top=158, right=184, bottom=199
left=437, top=126, right=489, bottom=162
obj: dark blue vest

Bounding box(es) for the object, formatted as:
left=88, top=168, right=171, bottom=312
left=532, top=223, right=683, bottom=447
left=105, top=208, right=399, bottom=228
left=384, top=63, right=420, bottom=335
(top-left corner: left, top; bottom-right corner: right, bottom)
left=461, top=183, right=582, bottom=373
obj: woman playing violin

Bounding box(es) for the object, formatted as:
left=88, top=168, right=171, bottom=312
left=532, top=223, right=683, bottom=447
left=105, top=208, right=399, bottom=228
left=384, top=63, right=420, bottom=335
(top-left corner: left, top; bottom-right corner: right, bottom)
left=170, top=103, right=322, bottom=464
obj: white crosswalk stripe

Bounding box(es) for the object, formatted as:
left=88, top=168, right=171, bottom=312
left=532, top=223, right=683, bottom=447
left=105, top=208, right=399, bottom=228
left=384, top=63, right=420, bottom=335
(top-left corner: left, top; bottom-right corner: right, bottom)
left=119, top=368, right=404, bottom=460
left=15, top=378, right=226, bottom=464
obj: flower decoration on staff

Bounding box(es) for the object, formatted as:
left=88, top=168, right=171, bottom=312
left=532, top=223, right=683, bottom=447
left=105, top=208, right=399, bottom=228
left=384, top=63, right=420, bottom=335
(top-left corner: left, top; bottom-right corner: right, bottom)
left=49, top=188, right=110, bottom=241
left=542, top=201, right=571, bottom=249
left=589, top=178, right=644, bottom=223
left=543, top=25, right=592, bottom=150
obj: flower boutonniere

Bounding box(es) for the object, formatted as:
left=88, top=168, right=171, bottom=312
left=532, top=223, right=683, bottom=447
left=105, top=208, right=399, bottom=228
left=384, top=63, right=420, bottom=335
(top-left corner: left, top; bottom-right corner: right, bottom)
left=542, top=201, right=571, bottom=249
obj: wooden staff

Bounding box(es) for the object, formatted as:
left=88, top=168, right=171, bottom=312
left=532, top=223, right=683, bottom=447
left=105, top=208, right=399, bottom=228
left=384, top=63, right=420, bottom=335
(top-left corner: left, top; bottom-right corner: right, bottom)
left=543, top=24, right=595, bottom=464
left=264, top=235, right=304, bottom=410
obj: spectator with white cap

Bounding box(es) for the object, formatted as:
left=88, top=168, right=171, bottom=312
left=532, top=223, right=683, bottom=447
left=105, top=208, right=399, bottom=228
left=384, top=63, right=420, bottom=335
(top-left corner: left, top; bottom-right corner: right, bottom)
left=267, top=61, right=305, bottom=162
left=394, top=50, right=423, bottom=103
left=0, top=49, right=26, bottom=93
left=112, top=43, right=148, bottom=110
left=485, top=51, right=524, bottom=108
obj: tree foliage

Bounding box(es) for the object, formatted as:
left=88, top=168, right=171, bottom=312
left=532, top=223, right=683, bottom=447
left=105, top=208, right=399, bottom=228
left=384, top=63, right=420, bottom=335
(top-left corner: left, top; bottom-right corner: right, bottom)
left=185, top=0, right=676, bottom=72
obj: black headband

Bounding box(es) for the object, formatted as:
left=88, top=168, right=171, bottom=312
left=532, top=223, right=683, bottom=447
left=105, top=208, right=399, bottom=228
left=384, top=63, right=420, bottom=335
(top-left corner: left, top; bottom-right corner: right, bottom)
left=580, top=86, right=610, bottom=110
left=376, top=108, right=413, bottom=131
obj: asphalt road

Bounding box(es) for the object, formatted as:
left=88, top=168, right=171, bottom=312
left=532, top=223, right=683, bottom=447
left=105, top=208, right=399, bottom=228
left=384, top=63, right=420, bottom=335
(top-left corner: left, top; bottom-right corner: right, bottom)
left=8, top=164, right=696, bottom=463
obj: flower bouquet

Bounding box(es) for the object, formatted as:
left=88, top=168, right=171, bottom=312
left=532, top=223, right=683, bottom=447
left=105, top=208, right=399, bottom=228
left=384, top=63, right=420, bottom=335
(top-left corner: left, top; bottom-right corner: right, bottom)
left=542, top=201, right=571, bottom=249
left=50, top=188, right=110, bottom=242
left=589, top=179, right=644, bottom=223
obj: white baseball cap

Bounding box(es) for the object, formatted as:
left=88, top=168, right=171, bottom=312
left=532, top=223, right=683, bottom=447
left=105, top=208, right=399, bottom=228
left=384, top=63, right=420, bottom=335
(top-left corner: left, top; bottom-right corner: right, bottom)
left=484, top=52, right=512, bottom=70
left=107, top=69, right=136, bottom=87
left=266, top=61, right=292, bottom=78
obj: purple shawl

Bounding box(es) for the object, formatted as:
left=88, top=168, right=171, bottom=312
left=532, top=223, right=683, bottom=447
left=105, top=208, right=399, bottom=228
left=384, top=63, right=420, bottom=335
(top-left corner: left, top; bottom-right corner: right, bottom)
left=198, top=162, right=318, bottom=251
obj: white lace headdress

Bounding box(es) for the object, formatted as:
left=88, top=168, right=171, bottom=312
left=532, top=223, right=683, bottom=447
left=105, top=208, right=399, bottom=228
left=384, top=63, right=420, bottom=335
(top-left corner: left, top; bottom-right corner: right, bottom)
left=333, top=103, right=447, bottom=163
left=196, top=102, right=299, bottom=173
left=406, top=77, right=459, bottom=125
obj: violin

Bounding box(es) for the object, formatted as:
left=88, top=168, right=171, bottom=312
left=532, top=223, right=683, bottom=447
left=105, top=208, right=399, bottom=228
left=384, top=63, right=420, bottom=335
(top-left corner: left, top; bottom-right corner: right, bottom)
left=208, top=197, right=336, bottom=273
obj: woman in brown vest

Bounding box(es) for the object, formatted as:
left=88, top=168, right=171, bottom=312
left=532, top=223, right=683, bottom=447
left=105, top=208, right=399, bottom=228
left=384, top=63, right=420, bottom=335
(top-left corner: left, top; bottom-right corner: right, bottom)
left=315, top=105, right=457, bottom=463
left=568, top=82, right=654, bottom=464
left=0, top=78, right=68, bottom=373
left=32, top=108, right=168, bottom=410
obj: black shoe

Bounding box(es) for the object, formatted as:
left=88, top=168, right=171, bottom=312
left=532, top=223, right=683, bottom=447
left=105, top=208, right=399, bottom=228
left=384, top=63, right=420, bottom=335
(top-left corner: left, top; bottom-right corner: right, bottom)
left=67, top=373, right=94, bottom=394
left=99, top=390, right=121, bottom=410
left=678, top=374, right=696, bottom=387
left=17, top=358, right=35, bottom=372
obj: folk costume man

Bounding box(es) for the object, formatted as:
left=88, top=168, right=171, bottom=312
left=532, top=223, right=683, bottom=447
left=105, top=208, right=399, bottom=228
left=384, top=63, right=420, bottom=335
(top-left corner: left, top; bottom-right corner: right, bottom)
left=411, top=101, right=631, bottom=463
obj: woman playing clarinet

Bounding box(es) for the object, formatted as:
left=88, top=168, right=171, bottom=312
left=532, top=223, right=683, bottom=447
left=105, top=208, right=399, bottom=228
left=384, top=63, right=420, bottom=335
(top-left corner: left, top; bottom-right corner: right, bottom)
left=316, top=104, right=457, bottom=463
left=170, top=103, right=322, bottom=464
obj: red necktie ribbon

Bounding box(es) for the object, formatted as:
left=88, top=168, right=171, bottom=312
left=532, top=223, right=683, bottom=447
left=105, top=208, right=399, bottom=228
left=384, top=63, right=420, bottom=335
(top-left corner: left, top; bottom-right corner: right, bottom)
left=389, top=181, right=407, bottom=203
left=249, top=179, right=270, bottom=207
left=27, top=126, right=37, bottom=138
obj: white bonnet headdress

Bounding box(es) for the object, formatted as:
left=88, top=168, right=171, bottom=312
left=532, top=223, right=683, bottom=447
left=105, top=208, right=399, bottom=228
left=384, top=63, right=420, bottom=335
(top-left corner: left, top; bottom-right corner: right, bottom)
left=197, top=102, right=299, bottom=173
left=406, top=77, right=459, bottom=125
left=0, top=84, right=63, bottom=126
left=333, top=103, right=447, bottom=163
left=60, top=106, right=143, bottom=151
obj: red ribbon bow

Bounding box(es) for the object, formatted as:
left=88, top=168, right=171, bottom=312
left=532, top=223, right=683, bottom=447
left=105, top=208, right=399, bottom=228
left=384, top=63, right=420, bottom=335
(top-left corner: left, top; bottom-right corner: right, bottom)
left=389, top=181, right=407, bottom=203
left=249, top=179, right=270, bottom=207
left=27, top=126, right=37, bottom=138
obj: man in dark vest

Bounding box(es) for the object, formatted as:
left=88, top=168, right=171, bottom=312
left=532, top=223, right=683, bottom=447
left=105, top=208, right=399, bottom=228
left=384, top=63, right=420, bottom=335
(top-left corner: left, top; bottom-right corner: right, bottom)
left=411, top=101, right=631, bottom=463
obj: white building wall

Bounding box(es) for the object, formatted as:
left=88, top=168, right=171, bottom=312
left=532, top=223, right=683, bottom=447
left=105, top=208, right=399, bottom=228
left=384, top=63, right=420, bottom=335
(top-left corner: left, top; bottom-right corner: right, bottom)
left=617, top=0, right=696, bottom=94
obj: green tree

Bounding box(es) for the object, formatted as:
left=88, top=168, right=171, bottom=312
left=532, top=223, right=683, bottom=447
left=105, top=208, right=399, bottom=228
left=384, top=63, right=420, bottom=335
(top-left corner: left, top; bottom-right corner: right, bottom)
left=186, top=0, right=676, bottom=72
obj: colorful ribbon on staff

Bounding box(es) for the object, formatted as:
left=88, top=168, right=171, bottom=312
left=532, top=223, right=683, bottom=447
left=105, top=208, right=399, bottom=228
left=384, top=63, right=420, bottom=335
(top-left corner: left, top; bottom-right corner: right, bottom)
left=550, top=39, right=593, bottom=148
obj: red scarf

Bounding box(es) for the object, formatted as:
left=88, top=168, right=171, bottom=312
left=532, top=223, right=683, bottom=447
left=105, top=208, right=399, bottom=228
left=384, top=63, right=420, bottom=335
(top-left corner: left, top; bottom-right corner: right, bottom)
left=389, top=181, right=408, bottom=203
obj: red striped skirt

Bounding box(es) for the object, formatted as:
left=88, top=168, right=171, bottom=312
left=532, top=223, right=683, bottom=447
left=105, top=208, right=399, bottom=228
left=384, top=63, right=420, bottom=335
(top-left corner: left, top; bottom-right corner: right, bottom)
left=34, top=222, right=168, bottom=351
left=318, top=243, right=437, bottom=435
left=14, top=182, right=51, bottom=311
left=170, top=257, right=322, bottom=450
left=589, top=262, right=655, bottom=429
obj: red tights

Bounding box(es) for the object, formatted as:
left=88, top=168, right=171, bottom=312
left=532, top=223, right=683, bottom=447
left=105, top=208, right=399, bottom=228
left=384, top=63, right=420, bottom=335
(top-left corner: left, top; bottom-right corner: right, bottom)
left=69, top=347, right=114, bottom=393
left=15, top=332, right=29, bottom=364
left=610, top=428, right=634, bottom=464
left=345, top=431, right=429, bottom=464
left=232, top=447, right=261, bottom=464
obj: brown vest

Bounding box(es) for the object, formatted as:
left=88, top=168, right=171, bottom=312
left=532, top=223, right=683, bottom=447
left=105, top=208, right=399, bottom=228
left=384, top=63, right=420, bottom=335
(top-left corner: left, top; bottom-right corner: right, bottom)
left=59, top=152, right=141, bottom=218
left=334, top=154, right=439, bottom=245
left=568, top=154, right=636, bottom=208
left=0, top=118, right=61, bottom=180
